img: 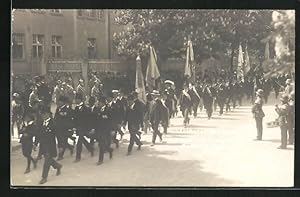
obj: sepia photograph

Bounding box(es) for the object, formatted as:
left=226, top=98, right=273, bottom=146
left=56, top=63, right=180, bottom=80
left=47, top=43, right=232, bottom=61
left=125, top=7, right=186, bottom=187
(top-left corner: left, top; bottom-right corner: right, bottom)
left=10, top=9, right=295, bottom=187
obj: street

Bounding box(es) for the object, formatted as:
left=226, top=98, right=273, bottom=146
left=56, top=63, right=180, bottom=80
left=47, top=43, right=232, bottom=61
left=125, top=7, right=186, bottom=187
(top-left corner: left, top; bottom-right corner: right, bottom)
left=11, top=99, right=294, bottom=187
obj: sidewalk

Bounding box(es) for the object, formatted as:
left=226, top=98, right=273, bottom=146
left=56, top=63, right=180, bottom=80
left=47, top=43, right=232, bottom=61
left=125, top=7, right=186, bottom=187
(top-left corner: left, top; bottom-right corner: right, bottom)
left=11, top=137, right=21, bottom=152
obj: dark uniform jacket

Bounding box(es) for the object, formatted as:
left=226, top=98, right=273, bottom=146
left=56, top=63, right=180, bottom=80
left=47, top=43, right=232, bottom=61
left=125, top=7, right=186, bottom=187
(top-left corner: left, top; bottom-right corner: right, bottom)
left=111, top=99, right=124, bottom=125
left=275, top=103, right=289, bottom=126
left=179, top=90, right=192, bottom=111
left=95, top=105, right=112, bottom=139
left=19, top=121, right=37, bottom=157
left=150, top=99, right=169, bottom=126
left=126, top=102, right=142, bottom=132
left=40, top=118, right=57, bottom=157
left=54, top=104, right=74, bottom=134
left=251, top=97, right=265, bottom=119
left=73, top=103, right=90, bottom=135
left=37, top=82, right=51, bottom=105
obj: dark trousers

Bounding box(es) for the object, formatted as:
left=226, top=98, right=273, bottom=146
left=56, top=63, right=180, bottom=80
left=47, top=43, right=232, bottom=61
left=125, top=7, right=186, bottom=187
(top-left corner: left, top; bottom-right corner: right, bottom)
left=217, top=100, right=225, bottom=115
left=57, top=134, right=73, bottom=158
left=204, top=102, right=213, bottom=118
left=128, top=131, right=142, bottom=153
left=182, top=108, right=190, bottom=124
left=280, top=124, right=288, bottom=148
left=76, top=135, right=93, bottom=160
left=287, top=121, right=294, bottom=144
left=98, top=134, right=113, bottom=163
left=213, top=99, right=217, bottom=112
left=25, top=156, right=35, bottom=170
left=225, top=97, right=231, bottom=112
left=255, top=117, right=263, bottom=140
left=42, top=154, right=61, bottom=179
left=193, top=102, right=200, bottom=117
left=152, top=124, right=162, bottom=143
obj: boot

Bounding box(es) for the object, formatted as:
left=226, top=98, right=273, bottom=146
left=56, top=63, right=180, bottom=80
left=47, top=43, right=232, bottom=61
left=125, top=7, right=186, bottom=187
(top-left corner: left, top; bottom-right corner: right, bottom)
left=24, top=168, right=30, bottom=174
left=39, top=178, right=47, bottom=184
left=56, top=165, right=62, bottom=176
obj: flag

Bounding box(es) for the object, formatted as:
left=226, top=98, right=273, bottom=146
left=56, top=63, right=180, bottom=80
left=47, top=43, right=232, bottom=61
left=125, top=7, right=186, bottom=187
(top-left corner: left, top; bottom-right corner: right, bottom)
left=145, top=46, right=160, bottom=91
left=237, top=43, right=244, bottom=82
left=265, top=41, right=270, bottom=60
left=135, top=55, right=146, bottom=104
left=184, top=39, right=195, bottom=83
left=244, top=43, right=251, bottom=75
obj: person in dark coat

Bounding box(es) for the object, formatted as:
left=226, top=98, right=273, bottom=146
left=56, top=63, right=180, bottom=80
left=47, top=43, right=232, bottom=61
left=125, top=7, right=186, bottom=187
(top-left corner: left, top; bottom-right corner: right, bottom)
left=74, top=93, right=94, bottom=162
left=36, top=76, right=52, bottom=111
left=202, top=82, right=214, bottom=120
left=143, top=93, right=153, bottom=134
left=19, top=114, right=38, bottom=174
left=94, top=96, right=113, bottom=165
left=287, top=91, right=295, bottom=145
left=215, top=81, right=227, bottom=115
left=39, top=108, right=62, bottom=185
left=150, top=90, right=168, bottom=145
left=125, top=93, right=143, bottom=155
left=179, top=85, right=193, bottom=126
left=111, top=90, right=125, bottom=140
left=188, top=83, right=201, bottom=118
left=275, top=94, right=290, bottom=149
left=251, top=89, right=265, bottom=140
left=54, top=96, right=75, bottom=161
left=87, top=96, right=97, bottom=148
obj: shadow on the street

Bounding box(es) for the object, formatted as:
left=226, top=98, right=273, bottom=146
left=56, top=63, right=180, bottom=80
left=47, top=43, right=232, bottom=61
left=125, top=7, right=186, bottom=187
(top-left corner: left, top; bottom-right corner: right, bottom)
left=170, top=124, right=217, bottom=129
left=223, top=113, right=248, bottom=116
left=129, top=146, right=238, bottom=186
left=262, top=139, right=281, bottom=143
left=211, top=117, right=238, bottom=120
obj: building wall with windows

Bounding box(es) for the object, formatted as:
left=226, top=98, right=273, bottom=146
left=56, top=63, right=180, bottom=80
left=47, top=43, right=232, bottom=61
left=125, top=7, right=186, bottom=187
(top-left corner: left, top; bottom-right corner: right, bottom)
left=12, top=9, right=125, bottom=75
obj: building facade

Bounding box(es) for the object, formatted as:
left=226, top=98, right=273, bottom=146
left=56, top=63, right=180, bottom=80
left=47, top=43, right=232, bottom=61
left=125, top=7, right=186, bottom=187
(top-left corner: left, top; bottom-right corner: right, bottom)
left=11, top=9, right=126, bottom=75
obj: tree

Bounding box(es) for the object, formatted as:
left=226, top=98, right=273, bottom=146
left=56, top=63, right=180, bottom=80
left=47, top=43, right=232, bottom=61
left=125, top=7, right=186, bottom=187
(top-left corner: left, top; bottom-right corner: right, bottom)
left=113, top=10, right=273, bottom=71
left=262, top=10, right=295, bottom=78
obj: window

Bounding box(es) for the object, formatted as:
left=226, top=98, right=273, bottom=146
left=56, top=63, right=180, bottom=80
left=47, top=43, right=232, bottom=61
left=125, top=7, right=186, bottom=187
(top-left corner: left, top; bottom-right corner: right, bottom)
left=87, top=38, right=96, bottom=59
left=50, top=9, right=62, bottom=14
left=98, top=10, right=104, bottom=20
left=86, top=9, right=97, bottom=18
left=51, top=36, right=62, bottom=58
left=77, top=9, right=83, bottom=17
left=32, top=34, right=44, bottom=58
left=12, top=33, right=25, bottom=59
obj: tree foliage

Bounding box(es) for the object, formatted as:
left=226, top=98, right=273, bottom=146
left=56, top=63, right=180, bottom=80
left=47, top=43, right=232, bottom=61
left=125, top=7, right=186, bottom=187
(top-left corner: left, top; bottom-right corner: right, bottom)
left=113, top=10, right=273, bottom=69
left=263, top=10, right=295, bottom=78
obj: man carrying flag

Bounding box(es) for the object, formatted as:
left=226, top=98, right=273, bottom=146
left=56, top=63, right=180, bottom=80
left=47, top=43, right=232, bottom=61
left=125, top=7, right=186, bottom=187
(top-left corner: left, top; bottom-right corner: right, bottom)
left=145, top=46, right=160, bottom=92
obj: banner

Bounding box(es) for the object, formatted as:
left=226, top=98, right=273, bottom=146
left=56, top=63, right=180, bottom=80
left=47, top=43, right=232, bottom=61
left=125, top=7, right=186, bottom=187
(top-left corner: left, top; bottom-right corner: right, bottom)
left=135, top=55, right=146, bottom=104
left=184, top=39, right=195, bottom=83
left=244, top=43, right=251, bottom=75
left=145, top=46, right=160, bottom=91
left=237, top=43, right=244, bottom=82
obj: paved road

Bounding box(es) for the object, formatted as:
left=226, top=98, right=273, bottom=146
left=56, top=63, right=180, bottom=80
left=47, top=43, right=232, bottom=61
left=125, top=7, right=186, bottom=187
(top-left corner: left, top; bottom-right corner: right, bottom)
left=11, top=102, right=294, bottom=187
